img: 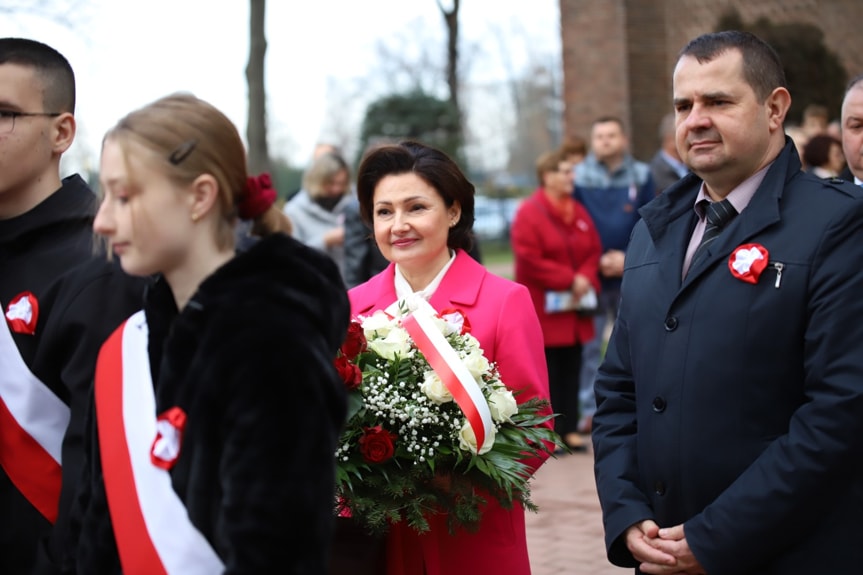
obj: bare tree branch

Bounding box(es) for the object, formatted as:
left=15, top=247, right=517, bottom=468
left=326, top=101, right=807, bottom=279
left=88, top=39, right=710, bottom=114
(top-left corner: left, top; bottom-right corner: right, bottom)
left=0, top=0, right=92, bottom=30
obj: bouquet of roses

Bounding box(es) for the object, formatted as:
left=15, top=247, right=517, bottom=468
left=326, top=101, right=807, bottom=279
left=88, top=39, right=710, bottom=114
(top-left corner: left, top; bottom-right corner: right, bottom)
left=333, top=300, right=562, bottom=535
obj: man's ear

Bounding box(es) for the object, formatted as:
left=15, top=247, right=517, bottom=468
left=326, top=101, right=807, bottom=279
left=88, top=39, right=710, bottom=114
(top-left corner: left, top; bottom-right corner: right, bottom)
left=189, top=173, right=220, bottom=222
left=766, top=87, right=792, bottom=132
left=52, top=112, right=76, bottom=155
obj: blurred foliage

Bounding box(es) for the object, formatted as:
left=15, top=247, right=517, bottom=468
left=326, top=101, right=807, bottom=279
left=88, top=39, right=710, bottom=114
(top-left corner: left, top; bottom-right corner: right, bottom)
left=717, top=11, right=847, bottom=123
left=269, top=157, right=303, bottom=202
left=358, top=90, right=466, bottom=168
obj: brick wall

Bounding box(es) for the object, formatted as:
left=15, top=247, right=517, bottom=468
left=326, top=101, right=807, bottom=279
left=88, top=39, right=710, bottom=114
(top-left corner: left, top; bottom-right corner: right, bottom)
left=560, top=0, right=863, bottom=160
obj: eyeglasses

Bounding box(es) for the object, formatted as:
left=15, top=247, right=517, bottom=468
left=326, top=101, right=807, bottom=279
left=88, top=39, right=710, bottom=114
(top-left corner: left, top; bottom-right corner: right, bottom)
left=0, top=110, right=63, bottom=134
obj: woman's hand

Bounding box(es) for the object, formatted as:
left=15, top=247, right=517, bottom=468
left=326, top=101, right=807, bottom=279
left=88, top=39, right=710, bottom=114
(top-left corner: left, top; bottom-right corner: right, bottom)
left=572, top=274, right=592, bottom=298
left=324, top=226, right=345, bottom=248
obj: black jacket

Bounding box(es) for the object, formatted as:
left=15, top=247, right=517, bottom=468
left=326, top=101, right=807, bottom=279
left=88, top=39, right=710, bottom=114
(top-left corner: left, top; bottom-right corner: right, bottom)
left=594, top=140, right=863, bottom=574
left=0, top=175, right=144, bottom=575
left=73, top=233, right=350, bottom=574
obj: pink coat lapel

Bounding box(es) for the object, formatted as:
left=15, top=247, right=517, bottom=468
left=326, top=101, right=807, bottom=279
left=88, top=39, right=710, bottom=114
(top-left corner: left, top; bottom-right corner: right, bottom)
left=348, top=250, right=484, bottom=318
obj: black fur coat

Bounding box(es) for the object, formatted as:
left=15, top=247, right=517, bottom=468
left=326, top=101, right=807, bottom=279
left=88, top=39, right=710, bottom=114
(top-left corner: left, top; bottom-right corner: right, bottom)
left=71, top=233, right=349, bottom=574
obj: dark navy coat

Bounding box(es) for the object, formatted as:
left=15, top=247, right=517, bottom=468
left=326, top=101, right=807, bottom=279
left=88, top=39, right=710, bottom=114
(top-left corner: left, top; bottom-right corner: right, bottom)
left=593, top=139, right=863, bottom=574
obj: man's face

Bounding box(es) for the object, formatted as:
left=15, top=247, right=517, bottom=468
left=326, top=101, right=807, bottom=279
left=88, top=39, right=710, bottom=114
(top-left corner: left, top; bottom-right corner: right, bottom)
left=673, top=50, right=776, bottom=196
left=841, top=84, right=863, bottom=181
left=590, top=121, right=626, bottom=162
left=0, top=63, right=57, bottom=215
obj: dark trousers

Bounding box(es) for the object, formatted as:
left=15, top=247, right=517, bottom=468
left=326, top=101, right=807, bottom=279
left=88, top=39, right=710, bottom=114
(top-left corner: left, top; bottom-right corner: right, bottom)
left=545, top=344, right=583, bottom=437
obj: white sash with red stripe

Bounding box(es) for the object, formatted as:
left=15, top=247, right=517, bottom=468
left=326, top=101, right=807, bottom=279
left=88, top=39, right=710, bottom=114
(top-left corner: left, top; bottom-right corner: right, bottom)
left=95, top=310, right=224, bottom=574
left=395, top=298, right=495, bottom=454
left=0, top=299, right=67, bottom=522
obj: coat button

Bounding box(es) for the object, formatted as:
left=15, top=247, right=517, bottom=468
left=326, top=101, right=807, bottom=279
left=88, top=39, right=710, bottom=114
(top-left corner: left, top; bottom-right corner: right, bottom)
left=654, top=481, right=666, bottom=496
left=652, top=397, right=666, bottom=412
left=664, top=316, right=678, bottom=331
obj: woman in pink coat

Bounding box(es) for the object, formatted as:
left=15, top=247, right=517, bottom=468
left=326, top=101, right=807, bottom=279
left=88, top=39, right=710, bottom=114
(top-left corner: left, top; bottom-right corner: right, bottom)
left=510, top=149, right=602, bottom=452
left=348, top=141, right=552, bottom=575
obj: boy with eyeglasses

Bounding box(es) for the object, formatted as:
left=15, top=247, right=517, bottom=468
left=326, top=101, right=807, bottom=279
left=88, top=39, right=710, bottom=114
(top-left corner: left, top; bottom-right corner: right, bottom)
left=0, top=37, right=144, bottom=573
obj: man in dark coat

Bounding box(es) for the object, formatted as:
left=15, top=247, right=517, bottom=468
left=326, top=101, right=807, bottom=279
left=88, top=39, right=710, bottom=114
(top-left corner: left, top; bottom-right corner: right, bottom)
left=841, top=73, right=863, bottom=186
left=0, top=38, right=144, bottom=573
left=648, top=113, right=689, bottom=194
left=593, top=30, right=863, bottom=574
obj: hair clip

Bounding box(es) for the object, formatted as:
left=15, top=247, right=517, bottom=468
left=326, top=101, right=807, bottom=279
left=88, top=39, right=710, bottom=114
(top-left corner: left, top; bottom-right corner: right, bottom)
left=169, top=139, right=198, bottom=165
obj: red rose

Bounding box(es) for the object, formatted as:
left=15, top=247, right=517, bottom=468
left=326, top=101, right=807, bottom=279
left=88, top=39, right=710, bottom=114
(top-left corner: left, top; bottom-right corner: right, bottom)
left=334, top=355, right=362, bottom=390
left=358, top=425, right=397, bottom=464
left=340, top=321, right=367, bottom=359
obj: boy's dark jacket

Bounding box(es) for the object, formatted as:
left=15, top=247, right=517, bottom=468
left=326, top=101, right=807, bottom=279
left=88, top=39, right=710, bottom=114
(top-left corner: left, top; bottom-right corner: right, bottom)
left=0, top=175, right=145, bottom=575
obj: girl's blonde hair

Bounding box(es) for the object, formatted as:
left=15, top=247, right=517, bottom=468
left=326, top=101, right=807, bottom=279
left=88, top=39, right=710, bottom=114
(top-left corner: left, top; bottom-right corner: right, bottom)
left=104, top=92, right=289, bottom=249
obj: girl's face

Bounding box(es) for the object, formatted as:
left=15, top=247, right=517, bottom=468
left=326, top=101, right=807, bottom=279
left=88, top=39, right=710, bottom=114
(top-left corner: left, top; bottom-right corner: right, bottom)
left=372, top=172, right=460, bottom=276
left=94, top=138, right=197, bottom=277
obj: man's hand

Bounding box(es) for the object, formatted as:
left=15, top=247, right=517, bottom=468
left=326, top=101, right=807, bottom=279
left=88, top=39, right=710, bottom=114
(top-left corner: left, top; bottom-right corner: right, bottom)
left=625, top=520, right=677, bottom=571
left=599, top=249, right=625, bottom=278
left=639, top=524, right=706, bottom=574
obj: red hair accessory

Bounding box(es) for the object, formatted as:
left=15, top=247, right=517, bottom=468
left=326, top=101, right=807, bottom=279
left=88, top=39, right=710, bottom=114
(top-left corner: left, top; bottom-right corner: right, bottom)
left=238, top=172, right=277, bottom=219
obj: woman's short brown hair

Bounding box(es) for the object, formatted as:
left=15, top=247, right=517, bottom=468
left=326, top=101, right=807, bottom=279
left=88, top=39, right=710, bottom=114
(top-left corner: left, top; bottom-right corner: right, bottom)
left=356, top=141, right=476, bottom=252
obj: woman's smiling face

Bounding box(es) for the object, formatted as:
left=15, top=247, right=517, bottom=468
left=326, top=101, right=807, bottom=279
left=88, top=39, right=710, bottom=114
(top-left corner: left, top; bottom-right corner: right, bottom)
left=372, top=172, right=460, bottom=277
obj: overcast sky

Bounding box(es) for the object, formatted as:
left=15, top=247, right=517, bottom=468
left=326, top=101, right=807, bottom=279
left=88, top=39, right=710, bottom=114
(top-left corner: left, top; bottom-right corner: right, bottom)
left=6, top=0, right=560, bottom=174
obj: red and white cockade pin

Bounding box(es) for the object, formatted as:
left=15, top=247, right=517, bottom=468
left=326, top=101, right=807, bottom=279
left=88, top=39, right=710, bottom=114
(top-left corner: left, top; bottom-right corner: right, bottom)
left=439, top=307, right=472, bottom=335
left=5, top=291, right=39, bottom=335
left=150, top=406, right=187, bottom=470
left=728, top=243, right=769, bottom=284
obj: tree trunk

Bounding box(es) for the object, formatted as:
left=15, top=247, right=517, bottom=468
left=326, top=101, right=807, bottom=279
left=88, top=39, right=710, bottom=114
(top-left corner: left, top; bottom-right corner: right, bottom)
left=438, top=0, right=463, bottom=140
left=246, top=0, right=270, bottom=175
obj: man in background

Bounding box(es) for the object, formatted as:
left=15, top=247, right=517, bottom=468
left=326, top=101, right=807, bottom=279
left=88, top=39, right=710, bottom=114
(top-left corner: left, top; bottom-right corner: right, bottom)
left=573, top=116, right=655, bottom=435
left=649, top=112, right=689, bottom=194
left=841, top=73, right=863, bottom=186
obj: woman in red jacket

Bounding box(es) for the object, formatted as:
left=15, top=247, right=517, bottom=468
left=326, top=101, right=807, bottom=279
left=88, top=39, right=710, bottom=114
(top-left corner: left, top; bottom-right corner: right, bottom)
left=510, top=149, right=602, bottom=452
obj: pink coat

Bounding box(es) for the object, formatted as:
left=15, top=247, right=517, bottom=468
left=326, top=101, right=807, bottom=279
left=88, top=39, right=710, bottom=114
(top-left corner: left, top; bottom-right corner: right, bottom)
left=349, top=250, right=551, bottom=575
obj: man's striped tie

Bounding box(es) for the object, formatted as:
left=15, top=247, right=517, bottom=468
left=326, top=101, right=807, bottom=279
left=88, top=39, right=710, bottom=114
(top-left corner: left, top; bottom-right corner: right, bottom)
left=690, top=198, right=738, bottom=270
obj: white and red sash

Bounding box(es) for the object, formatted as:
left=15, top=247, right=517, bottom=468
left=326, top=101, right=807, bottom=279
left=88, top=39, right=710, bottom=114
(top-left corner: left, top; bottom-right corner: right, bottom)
left=397, top=299, right=495, bottom=454
left=95, top=311, right=224, bottom=575
left=0, top=298, right=68, bottom=522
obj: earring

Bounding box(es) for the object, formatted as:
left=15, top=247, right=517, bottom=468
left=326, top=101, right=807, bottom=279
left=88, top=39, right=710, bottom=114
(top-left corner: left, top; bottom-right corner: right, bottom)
left=191, top=213, right=200, bottom=222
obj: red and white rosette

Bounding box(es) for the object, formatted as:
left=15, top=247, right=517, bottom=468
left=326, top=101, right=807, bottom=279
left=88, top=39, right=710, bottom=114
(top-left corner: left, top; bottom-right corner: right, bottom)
left=728, top=243, right=769, bottom=284
left=5, top=291, right=39, bottom=335
left=400, top=299, right=494, bottom=454
left=150, top=407, right=187, bottom=470
left=0, top=293, right=67, bottom=523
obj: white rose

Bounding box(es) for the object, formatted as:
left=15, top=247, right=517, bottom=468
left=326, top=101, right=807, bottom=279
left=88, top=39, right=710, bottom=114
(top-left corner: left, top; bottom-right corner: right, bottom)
left=367, top=326, right=413, bottom=361
left=424, top=314, right=446, bottom=336
left=361, top=311, right=396, bottom=340
left=487, top=388, right=518, bottom=423
left=419, top=371, right=453, bottom=404
left=462, top=333, right=481, bottom=352
left=458, top=420, right=495, bottom=455
left=462, top=350, right=490, bottom=380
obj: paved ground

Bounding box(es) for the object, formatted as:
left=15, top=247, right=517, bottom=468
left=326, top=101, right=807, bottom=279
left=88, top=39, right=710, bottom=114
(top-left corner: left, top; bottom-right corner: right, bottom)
left=484, top=257, right=624, bottom=573
left=525, top=445, right=625, bottom=575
